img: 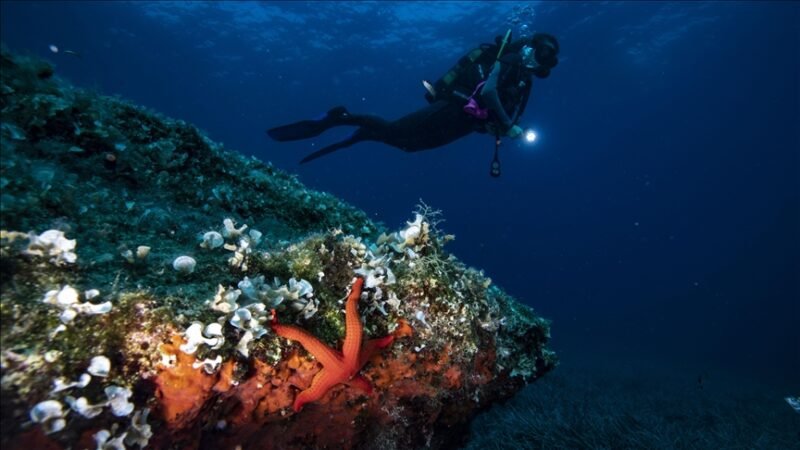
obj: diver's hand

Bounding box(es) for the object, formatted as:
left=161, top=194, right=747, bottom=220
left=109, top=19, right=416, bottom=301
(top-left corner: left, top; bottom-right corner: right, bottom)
left=506, top=125, right=523, bottom=138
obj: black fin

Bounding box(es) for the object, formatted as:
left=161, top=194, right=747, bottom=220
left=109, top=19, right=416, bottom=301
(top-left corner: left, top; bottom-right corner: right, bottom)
left=267, top=119, right=326, bottom=142
left=299, top=131, right=361, bottom=164
left=266, top=106, right=350, bottom=142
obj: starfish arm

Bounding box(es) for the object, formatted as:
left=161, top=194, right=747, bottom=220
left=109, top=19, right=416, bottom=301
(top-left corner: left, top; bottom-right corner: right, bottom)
left=342, top=277, right=364, bottom=366
left=358, top=335, right=395, bottom=369
left=346, top=374, right=373, bottom=395
left=293, top=368, right=340, bottom=412
left=271, top=310, right=342, bottom=369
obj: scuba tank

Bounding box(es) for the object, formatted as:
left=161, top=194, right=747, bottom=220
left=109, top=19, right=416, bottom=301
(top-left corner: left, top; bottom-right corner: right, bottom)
left=423, top=30, right=512, bottom=104
left=422, top=46, right=489, bottom=103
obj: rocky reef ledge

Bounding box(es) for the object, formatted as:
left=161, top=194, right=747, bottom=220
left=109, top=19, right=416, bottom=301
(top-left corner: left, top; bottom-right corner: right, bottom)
left=0, top=46, right=556, bottom=450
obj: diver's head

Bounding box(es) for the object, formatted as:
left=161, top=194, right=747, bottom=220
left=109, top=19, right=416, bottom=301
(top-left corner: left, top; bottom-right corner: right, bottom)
left=521, top=32, right=559, bottom=78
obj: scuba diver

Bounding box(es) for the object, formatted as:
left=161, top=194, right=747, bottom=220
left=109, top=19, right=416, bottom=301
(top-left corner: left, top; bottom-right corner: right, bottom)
left=267, top=31, right=559, bottom=176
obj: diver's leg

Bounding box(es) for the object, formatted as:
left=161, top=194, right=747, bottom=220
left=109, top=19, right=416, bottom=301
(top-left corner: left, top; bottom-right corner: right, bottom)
left=372, top=101, right=475, bottom=151
left=294, top=102, right=472, bottom=163
left=305, top=101, right=471, bottom=152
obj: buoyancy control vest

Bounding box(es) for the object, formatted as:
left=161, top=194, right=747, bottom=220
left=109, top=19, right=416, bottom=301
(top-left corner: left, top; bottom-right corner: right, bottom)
left=425, top=37, right=533, bottom=128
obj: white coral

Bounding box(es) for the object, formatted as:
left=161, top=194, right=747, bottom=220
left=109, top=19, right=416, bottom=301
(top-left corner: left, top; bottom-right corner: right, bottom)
left=72, top=301, right=113, bottom=316
left=222, top=218, right=247, bottom=239
left=42, top=285, right=112, bottom=326
left=236, top=331, right=255, bottom=358
left=229, top=304, right=268, bottom=337
left=209, top=285, right=241, bottom=313
left=399, top=213, right=425, bottom=245
left=30, top=400, right=66, bottom=434
left=373, top=213, right=432, bottom=257
left=65, top=395, right=105, bottom=419
left=179, top=322, right=223, bottom=354
left=43, top=285, right=79, bottom=308
left=24, top=229, right=77, bottom=265
left=204, top=322, right=223, bottom=339
left=236, top=276, right=315, bottom=314
left=124, top=408, right=152, bottom=448
left=229, top=307, right=253, bottom=330
left=289, top=296, right=319, bottom=320
left=192, top=355, right=223, bottom=374
left=52, top=373, right=91, bottom=393
left=237, top=275, right=264, bottom=301
left=105, top=386, right=135, bottom=417
left=94, top=428, right=128, bottom=450
left=218, top=219, right=262, bottom=271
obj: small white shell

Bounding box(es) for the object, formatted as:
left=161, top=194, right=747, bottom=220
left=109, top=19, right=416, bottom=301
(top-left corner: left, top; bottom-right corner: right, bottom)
left=172, top=255, right=196, bottom=274
left=44, top=350, right=62, bottom=363
left=30, top=400, right=63, bottom=421
left=136, top=245, right=151, bottom=259
left=121, top=249, right=135, bottom=263
left=87, top=355, right=111, bottom=377
left=201, top=231, right=224, bottom=249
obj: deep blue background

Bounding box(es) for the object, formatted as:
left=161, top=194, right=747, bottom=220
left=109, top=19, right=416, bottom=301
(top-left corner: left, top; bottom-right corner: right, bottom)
left=2, top=1, right=797, bottom=388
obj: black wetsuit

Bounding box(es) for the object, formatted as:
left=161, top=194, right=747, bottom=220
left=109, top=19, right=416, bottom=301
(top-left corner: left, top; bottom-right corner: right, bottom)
left=267, top=42, right=533, bottom=164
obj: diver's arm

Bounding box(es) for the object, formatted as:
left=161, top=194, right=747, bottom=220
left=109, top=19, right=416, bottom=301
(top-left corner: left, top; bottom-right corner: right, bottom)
left=480, top=61, right=514, bottom=133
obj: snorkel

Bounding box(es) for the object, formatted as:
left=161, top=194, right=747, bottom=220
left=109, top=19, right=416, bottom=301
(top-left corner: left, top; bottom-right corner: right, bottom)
left=496, top=29, right=513, bottom=61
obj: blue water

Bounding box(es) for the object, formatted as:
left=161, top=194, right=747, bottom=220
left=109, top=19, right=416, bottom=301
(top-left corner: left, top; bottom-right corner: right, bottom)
left=2, top=0, right=797, bottom=392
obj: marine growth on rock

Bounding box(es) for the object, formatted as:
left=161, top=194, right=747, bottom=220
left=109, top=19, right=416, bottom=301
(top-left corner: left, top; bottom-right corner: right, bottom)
left=0, top=47, right=555, bottom=450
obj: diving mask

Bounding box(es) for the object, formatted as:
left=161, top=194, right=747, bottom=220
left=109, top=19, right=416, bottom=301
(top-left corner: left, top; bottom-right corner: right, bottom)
left=522, top=41, right=558, bottom=69
left=520, top=45, right=540, bottom=69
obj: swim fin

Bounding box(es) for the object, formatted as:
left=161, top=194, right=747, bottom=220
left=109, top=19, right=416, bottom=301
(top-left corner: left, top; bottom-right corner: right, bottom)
left=267, top=106, right=349, bottom=142
left=299, top=131, right=362, bottom=164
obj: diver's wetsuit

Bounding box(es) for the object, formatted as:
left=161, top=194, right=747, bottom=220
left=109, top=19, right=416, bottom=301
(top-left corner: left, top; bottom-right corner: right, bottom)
left=268, top=100, right=478, bottom=164
left=267, top=37, right=542, bottom=164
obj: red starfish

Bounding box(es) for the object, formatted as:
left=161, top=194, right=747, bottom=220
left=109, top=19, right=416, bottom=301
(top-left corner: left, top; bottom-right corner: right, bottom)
left=270, top=277, right=395, bottom=412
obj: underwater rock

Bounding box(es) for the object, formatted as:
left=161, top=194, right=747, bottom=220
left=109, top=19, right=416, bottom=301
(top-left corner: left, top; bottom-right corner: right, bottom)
left=0, top=46, right=555, bottom=450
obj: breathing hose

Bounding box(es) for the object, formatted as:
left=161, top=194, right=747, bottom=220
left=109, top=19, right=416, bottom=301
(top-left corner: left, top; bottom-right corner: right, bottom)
left=488, top=29, right=512, bottom=178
